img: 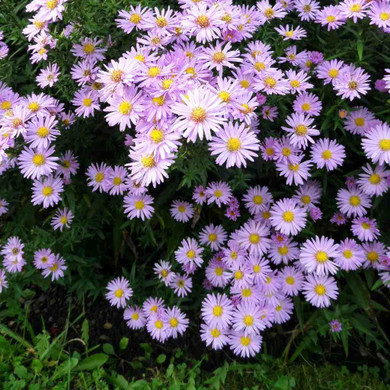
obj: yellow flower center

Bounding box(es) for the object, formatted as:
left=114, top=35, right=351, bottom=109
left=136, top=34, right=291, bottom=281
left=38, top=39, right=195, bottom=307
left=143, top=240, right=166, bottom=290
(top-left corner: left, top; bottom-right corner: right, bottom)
left=141, top=155, right=156, bottom=168
left=132, top=313, right=139, bottom=320
left=240, top=79, right=250, bottom=88
left=254, top=62, right=266, bottom=71
left=361, top=222, right=371, bottom=229
left=214, top=190, right=222, bottom=198
left=50, top=263, right=58, bottom=271
left=241, top=336, right=251, bottom=346
left=148, top=66, right=161, bottom=78
left=367, top=251, right=378, bottom=262
left=34, top=20, right=45, bottom=29
left=186, top=249, right=195, bottom=259
left=113, top=177, right=122, bottom=186
left=343, top=250, right=353, bottom=259
left=42, top=186, right=53, bottom=196
left=162, top=78, right=173, bottom=90
left=119, top=101, right=132, bottom=115
left=213, top=52, right=226, bottom=63
left=60, top=216, right=68, bottom=224
left=295, top=124, right=307, bottom=135
left=150, top=128, right=164, bottom=143
left=28, top=102, right=40, bottom=112
left=46, top=0, right=58, bottom=10
left=349, top=196, right=361, bottom=206
left=156, top=16, right=168, bottom=28
left=348, top=81, right=358, bottom=90
left=315, top=284, right=326, bottom=295
left=161, top=269, right=168, bottom=278
left=129, top=13, right=142, bottom=24
left=95, top=172, right=104, bottom=182
left=380, top=12, right=389, bottom=21
left=39, top=48, right=47, bottom=56
left=301, top=195, right=311, bottom=204
left=282, top=211, right=294, bottom=222
left=289, top=164, right=299, bottom=172
left=328, top=69, right=339, bottom=78
left=227, top=137, right=241, bottom=151
left=110, top=69, right=123, bottom=83
left=235, top=270, right=244, bottom=280
left=208, top=233, right=217, bottom=242
left=1, top=101, right=11, bottom=110
left=134, top=53, right=145, bottom=62
left=37, top=126, right=49, bottom=137
left=152, top=96, right=165, bottom=106
left=264, top=77, right=276, bottom=88
left=265, top=147, right=274, bottom=156
left=215, top=267, right=223, bottom=276
left=301, top=103, right=311, bottom=111
left=135, top=200, right=145, bottom=210
left=83, top=43, right=95, bottom=54
left=253, top=195, right=263, bottom=205
left=242, top=288, right=252, bottom=297
left=290, top=80, right=301, bottom=88
left=262, top=210, right=271, bottom=219
left=249, top=233, right=260, bottom=244
left=285, top=30, right=294, bottom=37
left=155, top=320, right=163, bottom=329
left=115, top=288, right=124, bottom=298
left=315, top=251, right=328, bottom=263
left=350, top=4, right=361, bottom=12
left=243, top=315, right=254, bottom=326
left=218, top=91, right=231, bottom=102
left=322, top=150, right=332, bottom=160
left=82, top=98, right=92, bottom=107
left=354, top=117, right=365, bottom=127
left=211, top=328, right=220, bottom=338
left=33, top=154, right=45, bottom=166
left=278, top=245, right=289, bottom=255
left=264, top=8, right=274, bottom=19
left=191, top=107, right=207, bottom=123
left=196, top=15, right=210, bottom=27
left=326, top=15, right=336, bottom=22
left=286, top=276, right=295, bottom=285
left=282, top=147, right=291, bottom=157
left=253, top=265, right=261, bottom=273
left=369, top=174, right=381, bottom=184
left=213, top=305, right=223, bottom=317
left=169, top=317, right=179, bottom=327
left=379, top=139, right=390, bottom=151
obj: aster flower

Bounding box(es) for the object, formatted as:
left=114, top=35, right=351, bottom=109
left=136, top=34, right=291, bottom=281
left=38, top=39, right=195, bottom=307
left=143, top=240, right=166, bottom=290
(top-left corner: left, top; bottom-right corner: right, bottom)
left=302, top=274, right=338, bottom=308
left=170, top=274, right=192, bottom=297
left=175, top=238, right=203, bottom=271
left=165, top=306, right=189, bottom=339
left=57, top=150, right=79, bottom=180
left=33, top=248, right=55, bottom=269
left=334, top=65, right=371, bottom=101
left=362, top=241, right=387, bottom=270
left=351, top=217, right=380, bottom=242
left=206, top=260, right=230, bottom=288
left=171, top=87, right=226, bottom=142
left=276, top=158, right=312, bottom=186
left=107, top=166, right=128, bottom=195
left=299, top=236, right=340, bottom=275
left=116, top=5, right=153, bottom=34
left=25, top=115, right=60, bottom=150
left=282, top=113, right=319, bottom=149
left=316, top=59, right=345, bottom=86
left=146, top=314, right=169, bottom=342
left=51, top=207, right=73, bottom=231
left=255, top=69, right=290, bottom=95
left=18, top=146, right=58, bottom=179
left=292, top=181, right=322, bottom=209
left=273, top=296, right=294, bottom=324
left=0, top=198, right=8, bottom=216
left=36, top=63, right=60, bottom=88
left=206, top=181, right=232, bottom=207
left=201, top=293, right=234, bottom=329
left=275, top=24, right=307, bottom=40
left=106, top=277, right=133, bottom=308
left=279, top=266, right=304, bottom=296
left=200, top=323, right=229, bottom=350
left=269, top=238, right=300, bottom=265
left=199, top=224, right=227, bottom=251
left=193, top=185, right=207, bottom=205
left=123, top=193, right=154, bottom=220
left=154, top=260, right=174, bottom=286
left=232, top=301, right=265, bottom=334
left=316, top=6, right=345, bottom=31
left=330, top=319, right=342, bottom=333
left=357, top=164, right=390, bottom=196
left=170, top=200, right=194, bottom=222
left=41, top=254, right=67, bottom=281
left=243, top=185, right=273, bottom=215
left=295, top=0, right=320, bottom=21
left=236, top=219, right=271, bottom=256
left=86, top=162, right=110, bottom=192
left=32, top=175, right=64, bottom=208
left=1, top=236, right=24, bottom=263
left=336, top=187, right=372, bottom=218
left=258, top=0, right=287, bottom=23
left=71, top=37, right=107, bottom=62
left=72, top=88, right=100, bottom=118
left=209, top=122, right=260, bottom=168
left=368, top=1, right=390, bottom=29
left=334, top=238, right=364, bottom=271
left=124, top=306, right=147, bottom=330
left=361, top=123, right=390, bottom=166
left=229, top=330, right=262, bottom=358
left=142, top=297, right=165, bottom=317
left=339, top=0, right=369, bottom=23
left=293, top=92, right=322, bottom=117
left=330, top=212, right=348, bottom=226
left=310, top=138, right=346, bottom=171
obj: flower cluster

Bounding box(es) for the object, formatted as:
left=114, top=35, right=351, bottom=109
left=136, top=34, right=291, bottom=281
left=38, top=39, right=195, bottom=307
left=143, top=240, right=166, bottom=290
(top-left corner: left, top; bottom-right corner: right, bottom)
left=0, top=30, right=9, bottom=60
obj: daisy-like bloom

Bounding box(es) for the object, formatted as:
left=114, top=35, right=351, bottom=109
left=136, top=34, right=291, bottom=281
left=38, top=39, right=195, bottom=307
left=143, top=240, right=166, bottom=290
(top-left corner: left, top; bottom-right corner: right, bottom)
left=206, top=260, right=229, bottom=288
left=243, top=185, right=273, bottom=215
left=51, top=207, right=73, bottom=231
left=0, top=269, right=8, bottom=293
left=275, top=24, right=307, bottom=40
left=154, top=260, right=174, bottom=286
left=344, top=107, right=375, bottom=135
left=123, top=193, right=154, bottom=220
left=181, top=3, right=223, bottom=43
left=32, top=175, right=64, bottom=208
left=71, top=37, right=106, bottom=62
left=302, top=274, right=338, bottom=308
left=276, top=158, right=312, bottom=186
left=209, top=122, right=260, bottom=168
left=199, top=224, right=227, bottom=251
left=316, top=60, right=345, bottom=86
left=41, top=254, right=67, bottom=281
left=330, top=212, right=348, bottom=226
left=362, top=241, right=387, bottom=270
left=170, top=200, right=194, bottom=222
left=72, top=89, right=100, bottom=118
left=199, top=42, right=242, bottom=75
left=357, top=164, right=390, bottom=196
left=229, top=330, right=262, bottom=358
left=232, top=301, right=265, bottom=334
left=339, top=0, right=369, bottom=23
left=279, top=266, right=304, bottom=296
left=175, top=237, right=204, bottom=271
left=36, top=63, right=60, bottom=88
left=200, top=323, right=229, bottom=350
left=296, top=0, right=320, bottom=20
left=70, top=59, right=99, bottom=86
left=286, top=70, right=313, bottom=93
left=255, top=69, right=290, bottom=95
left=107, top=166, right=128, bottom=195
left=261, top=105, right=278, bottom=121
left=300, top=236, right=340, bottom=276
left=0, top=198, right=8, bottom=216
left=18, top=146, right=58, bottom=179
left=228, top=264, right=254, bottom=289
left=146, top=314, right=169, bottom=343
left=57, top=151, right=79, bottom=180
left=86, top=162, right=110, bottom=193
left=293, top=92, right=322, bottom=117
left=105, top=277, right=133, bottom=309
left=273, top=296, right=294, bottom=324
left=115, top=5, right=153, bottom=33
left=165, top=306, right=189, bottom=339
left=142, top=297, right=165, bottom=318
left=236, top=219, right=271, bottom=256
left=104, top=87, right=145, bottom=131
left=270, top=198, right=307, bottom=236
left=334, top=238, right=364, bottom=271
left=171, top=87, right=226, bottom=142
left=25, top=115, right=60, bottom=150
left=368, top=1, right=390, bottom=29
left=206, top=181, right=232, bottom=207
left=336, top=187, right=372, bottom=218
left=269, top=238, right=300, bottom=265
left=258, top=0, right=287, bottom=23
left=334, top=65, right=371, bottom=101
left=316, top=6, right=345, bottom=31
left=124, top=306, right=147, bottom=330
left=282, top=113, right=318, bottom=149
left=193, top=185, right=207, bottom=205
left=310, top=138, right=346, bottom=171
left=330, top=319, right=342, bottom=333
left=261, top=137, right=278, bottom=161
left=33, top=248, right=55, bottom=269
left=361, top=123, right=390, bottom=166
left=292, top=181, right=322, bottom=209
left=1, top=236, right=24, bottom=264
left=170, top=274, right=192, bottom=297
left=201, top=293, right=234, bottom=329
left=351, top=217, right=380, bottom=242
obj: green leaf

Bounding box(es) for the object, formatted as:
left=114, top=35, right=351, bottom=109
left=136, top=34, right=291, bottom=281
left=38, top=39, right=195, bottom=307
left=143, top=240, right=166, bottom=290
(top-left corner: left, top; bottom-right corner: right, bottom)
left=156, top=354, right=166, bottom=364
left=357, top=40, right=364, bottom=61
left=75, top=353, right=108, bottom=371
left=31, top=359, right=43, bottom=374
left=81, top=319, right=89, bottom=346
left=119, top=337, right=129, bottom=350
left=14, top=365, right=28, bottom=379
left=103, top=343, right=115, bottom=355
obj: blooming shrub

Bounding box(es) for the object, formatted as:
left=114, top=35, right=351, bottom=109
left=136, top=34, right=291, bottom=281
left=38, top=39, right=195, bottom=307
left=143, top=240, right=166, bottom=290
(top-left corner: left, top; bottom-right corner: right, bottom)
left=0, top=0, right=390, bottom=358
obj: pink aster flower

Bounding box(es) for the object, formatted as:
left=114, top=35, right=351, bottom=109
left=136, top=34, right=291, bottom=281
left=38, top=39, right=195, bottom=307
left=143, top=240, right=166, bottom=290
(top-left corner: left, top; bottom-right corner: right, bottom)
left=31, top=175, right=64, bottom=208
left=336, top=187, right=372, bottom=218
left=171, top=87, right=226, bottom=142
left=351, top=217, right=380, bottom=242
left=330, top=212, right=348, bottom=226
left=361, top=123, right=390, bottom=166
left=25, top=115, right=60, bottom=150
left=282, top=113, right=319, bottom=149
left=57, top=150, right=79, bottom=180
left=199, top=224, right=227, bottom=251
left=206, top=181, right=232, bottom=207
left=357, top=164, right=390, bottom=196
left=276, top=158, right=312, bottom=186
left=86, top=162, right=110, bottom=193
left=175, top=237, right=204, bottom=272
left=106, top=277, right=133, bottom=308
left=209, top=122, right=260, bottom=168
left=316, top=59, right=345, bottom=86
left=51, top=207, right=73, bottom=231
left=36, top=63, right=60, bottom=88
left=330, top=319, right=342, bottom=333
left=170, top=274, right=193, bottom=297
left=243, top=185, right=273, bottom=215
left=71, top=37, right=107, bottom=62
left=299, top=236, right=340, bottom=275
left=258, top=0, right=287, bottom=23
left=1, top=236, right=24, bottom=263
left=165, top=306, right=189, bottom=339
left=368, top=1, right=390, bottom=29
left=123, top=193, right=154, bottom=220
left=124, top=306, right=147, bottom=330
left=41, top=254, right=67, bottom=281
left=275, top=24, right=307, bottom=40
left=279, top=266, right=304, bottom=296
left=316, top=6, right=345, bottom=30
left=232, top=301, right=265, bottom=334
left=310, top=138, right=346, bottom=171
left=236, top=219, right=271, bottom=256
left=293, top=181, right=322, bottom=209
left=255, top=69, right=290, bottom=95
left=170, top=200, right=194, bottom=222
left=302, top=274, right=338, bottom=308
left=338, top=0, right=370, bottom=23
left=334, top=238, right=364, bottom=271
left=270, top=198, right=307, bottom=236
left=333, top=65, right=371, bottom=101
left=116, top=5, right=153, bottom=33
left=107, top=166, right=128, bottom=195
left=153, top=260, right=174, bottom=286
left=269, top=237, right=300, bottom=265
left=72, top=88, right=100, bottom=118
left=362, top=241, right=386, bottom=269
left=229, top=330, right=262, bottom=358
left=200, top=323, right=229, bottom=350
left=33, top=248, right=55, bottom=269
left=293, top=92, right=322, bottom=117
left=201, top=293, right=234, bottom=329
left=193, top=185, right=207, bottom=205
left=261, top=105, right=278, bottom=121
left=344, top=107, right=375, bottom=135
